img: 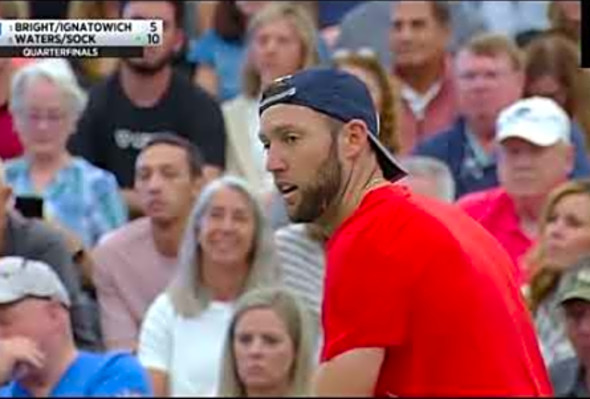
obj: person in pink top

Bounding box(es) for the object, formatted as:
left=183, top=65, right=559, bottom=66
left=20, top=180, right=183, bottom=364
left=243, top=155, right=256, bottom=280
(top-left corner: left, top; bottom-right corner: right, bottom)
left=458, top=97, right=574, bottom=286
left=0, top=58, right=23, bottom=160
left=91, top=134, right=204, bottom=351
left=389, top=1, right=458, bottom=154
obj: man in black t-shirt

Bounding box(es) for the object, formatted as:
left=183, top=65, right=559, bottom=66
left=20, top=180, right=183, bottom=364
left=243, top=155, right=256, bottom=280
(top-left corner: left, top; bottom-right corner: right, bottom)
left=70, top=1, right=226, bottom=214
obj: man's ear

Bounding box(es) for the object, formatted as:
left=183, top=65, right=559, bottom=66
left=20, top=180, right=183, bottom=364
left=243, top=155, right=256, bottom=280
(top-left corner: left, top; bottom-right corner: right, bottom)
left=339, top=119, right=371, bottom=160
left=173, top=29, right=185, bottom=54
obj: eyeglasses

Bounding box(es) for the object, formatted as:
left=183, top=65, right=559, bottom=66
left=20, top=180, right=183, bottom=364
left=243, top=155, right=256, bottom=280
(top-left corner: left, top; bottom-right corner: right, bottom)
left=17, top=110, right=68, bottom=126
left=456, top=70, right=514, bottom=82
left=332, top=47, right=378, bottom=61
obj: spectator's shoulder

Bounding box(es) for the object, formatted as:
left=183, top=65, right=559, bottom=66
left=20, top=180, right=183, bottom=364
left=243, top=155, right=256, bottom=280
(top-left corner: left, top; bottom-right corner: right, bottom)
left=222, top=94, right=253, bottom=115
left=8, top=213, right=62, bottom=247
left=413, top=120, right=464, bottom=157
left=93, top=218, right=151, bottom=253
left=83, top=73, right=118, bottom=112
left=100, top=350, right=148, bottom=376
left=549, top=356, right=580, bottom=397
left=457, top=187, right=502, bottom=205
left=275, top=223, right=308, bottom=240
left=456, top=187, right=505, bottom=218
left=71, top=157, right=118, bottom=182
left=142, top=292, right=175, bottom=325
left=88, top=350, right=152, bottom=396
left=171, top=70, right=220, bottom=107
left=0, top=382, right=16, bottom=397
left=192, top=29, right=218, bottom=47
left=3, top=157, right=27, bottom=180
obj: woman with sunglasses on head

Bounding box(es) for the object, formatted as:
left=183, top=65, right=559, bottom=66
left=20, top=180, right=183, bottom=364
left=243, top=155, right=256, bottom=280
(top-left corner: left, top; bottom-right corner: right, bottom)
left=332, top=48, right=401, bottom=154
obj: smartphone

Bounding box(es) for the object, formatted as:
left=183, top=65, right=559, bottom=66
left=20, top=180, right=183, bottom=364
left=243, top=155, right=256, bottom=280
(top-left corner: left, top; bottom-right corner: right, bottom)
left=14, top=196, right=44, bottom=219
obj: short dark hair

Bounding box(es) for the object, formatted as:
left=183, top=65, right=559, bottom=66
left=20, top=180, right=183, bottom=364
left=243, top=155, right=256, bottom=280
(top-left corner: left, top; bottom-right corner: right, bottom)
left=121, top=1, right=184, bottom=29
left=430, top=1, right=451, bottom=27
left=213, top=0, right=247, bottom=41
left=141, top=133, right=204, bottom=178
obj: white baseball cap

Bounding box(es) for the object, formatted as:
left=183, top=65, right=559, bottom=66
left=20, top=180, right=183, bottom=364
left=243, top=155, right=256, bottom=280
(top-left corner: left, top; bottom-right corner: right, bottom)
left=0, top=257, right=70, bottom=307
left=496, top=97, right=571, bottom=147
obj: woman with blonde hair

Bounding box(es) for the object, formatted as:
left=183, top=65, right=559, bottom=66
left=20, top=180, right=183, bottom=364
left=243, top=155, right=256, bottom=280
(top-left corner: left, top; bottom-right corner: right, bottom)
left=524, top=33, right=590, bottom=152
left=138, top=175, right=280, bottom=396
left=524, top=179, right=590, bottom=366
left=218, top=286, right=314, bottom=397
left=332, top=47, right=401, bottom=154
left=223, top=2, right=320, bottom=195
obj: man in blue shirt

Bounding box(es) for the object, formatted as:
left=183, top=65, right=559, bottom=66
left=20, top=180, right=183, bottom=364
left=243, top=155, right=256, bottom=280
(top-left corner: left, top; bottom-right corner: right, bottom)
left=0, top=256, right=152, bottom=397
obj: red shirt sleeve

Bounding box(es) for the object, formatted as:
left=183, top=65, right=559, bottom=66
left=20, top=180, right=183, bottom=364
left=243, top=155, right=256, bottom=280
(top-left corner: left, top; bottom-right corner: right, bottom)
left=321, top=210, right=423, bottom=362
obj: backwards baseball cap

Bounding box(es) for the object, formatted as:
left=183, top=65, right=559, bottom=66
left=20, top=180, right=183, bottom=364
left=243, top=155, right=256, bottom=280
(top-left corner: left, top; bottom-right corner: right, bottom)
left=0, top=257, right=71, bottom=308
left=259, top=68, right=406, bottom=181
left=557, top=258, right=590, bottom=305
left=496, top=97, right=571, bottom=147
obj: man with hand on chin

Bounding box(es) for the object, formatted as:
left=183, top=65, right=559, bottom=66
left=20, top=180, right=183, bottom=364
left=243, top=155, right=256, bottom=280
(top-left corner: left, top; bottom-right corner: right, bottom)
left=0, top=257, right=152, bottom=397
left=258, top=68, right=552, bottom=396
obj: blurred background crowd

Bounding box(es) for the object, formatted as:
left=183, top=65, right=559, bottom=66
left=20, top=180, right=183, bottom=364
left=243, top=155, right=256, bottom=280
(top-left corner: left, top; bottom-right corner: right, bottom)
left=0, top=0, right=588, bottom=396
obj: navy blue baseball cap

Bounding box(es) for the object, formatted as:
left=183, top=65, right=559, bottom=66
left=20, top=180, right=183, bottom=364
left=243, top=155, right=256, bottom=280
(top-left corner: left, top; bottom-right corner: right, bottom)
left=259, top=68, right=406, bottom=181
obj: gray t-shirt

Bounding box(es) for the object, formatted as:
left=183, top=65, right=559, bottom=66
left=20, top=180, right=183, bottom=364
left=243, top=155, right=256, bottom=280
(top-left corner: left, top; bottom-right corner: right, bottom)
left=550, top=357, right=590, bottom=397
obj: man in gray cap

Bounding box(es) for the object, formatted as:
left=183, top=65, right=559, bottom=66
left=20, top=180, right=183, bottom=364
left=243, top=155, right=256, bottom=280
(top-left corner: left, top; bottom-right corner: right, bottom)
left=0, top=256, right=151, bottom=397
left=550, top=258, right=590, bottom=397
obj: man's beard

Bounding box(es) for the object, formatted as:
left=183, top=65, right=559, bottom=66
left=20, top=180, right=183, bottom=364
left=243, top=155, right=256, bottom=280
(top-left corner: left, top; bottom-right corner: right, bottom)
left=289, top=142, right=342, bottom=223
left=123, top=50, right=175, bottom=76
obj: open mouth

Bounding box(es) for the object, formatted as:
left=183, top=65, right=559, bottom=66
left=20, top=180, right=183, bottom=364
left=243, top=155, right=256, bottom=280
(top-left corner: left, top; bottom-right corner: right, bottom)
left=277, top=183, right=298, bottom=197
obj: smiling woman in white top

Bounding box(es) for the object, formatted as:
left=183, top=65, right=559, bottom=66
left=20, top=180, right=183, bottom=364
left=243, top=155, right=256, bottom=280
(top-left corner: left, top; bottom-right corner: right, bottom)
left=137, top=175, right=280, bottom=397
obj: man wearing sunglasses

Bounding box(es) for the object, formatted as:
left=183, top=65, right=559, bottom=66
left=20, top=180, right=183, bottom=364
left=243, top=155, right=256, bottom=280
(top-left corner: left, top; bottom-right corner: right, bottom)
left=258, top=68, right=552, bottom=396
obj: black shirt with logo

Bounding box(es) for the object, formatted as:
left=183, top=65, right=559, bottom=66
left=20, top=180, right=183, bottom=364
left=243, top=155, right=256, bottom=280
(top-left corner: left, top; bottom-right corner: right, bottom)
left=70, top=70, right=226, bottom=188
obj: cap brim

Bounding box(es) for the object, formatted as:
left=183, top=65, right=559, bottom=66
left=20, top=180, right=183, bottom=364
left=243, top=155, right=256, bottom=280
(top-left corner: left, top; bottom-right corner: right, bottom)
left=560, top=291, right=590, bottom=305
left=0, top=291, right=25, bottom=305
left=367, top=133, right=406, bottom=181
left=497, top=129, right=559, bottom=147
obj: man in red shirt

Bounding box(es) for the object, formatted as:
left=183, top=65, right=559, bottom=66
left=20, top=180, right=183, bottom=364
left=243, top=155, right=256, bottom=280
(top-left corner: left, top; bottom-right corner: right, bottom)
left=258, top=68, right=552, bottom=396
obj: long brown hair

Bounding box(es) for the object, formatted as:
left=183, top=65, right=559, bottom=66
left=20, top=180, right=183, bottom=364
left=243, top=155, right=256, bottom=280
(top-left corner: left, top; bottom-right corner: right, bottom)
left=526, top=179, right=590, bottom=313
left=333, top=49, right=401, bottom=154
left=523, top=33, right=590, bottom=150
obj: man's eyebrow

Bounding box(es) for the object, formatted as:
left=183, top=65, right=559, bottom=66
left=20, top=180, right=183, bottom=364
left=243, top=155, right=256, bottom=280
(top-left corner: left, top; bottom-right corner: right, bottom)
left=259, top=124, right=302, bottom=140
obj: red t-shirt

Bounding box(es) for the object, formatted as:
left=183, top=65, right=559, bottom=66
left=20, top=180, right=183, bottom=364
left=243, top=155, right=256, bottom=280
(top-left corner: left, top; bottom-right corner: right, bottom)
left=457, top=187, right=533, bottom=286
left=0, top=103, right=22, bottom=160
left=321, top=184, right=552, bottom=397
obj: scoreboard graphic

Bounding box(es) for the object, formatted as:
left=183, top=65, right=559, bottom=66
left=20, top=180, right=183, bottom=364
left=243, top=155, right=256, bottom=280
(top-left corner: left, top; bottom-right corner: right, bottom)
left=0, top=19, right=163, bottom=58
